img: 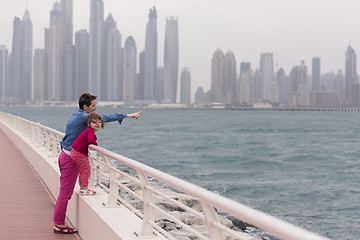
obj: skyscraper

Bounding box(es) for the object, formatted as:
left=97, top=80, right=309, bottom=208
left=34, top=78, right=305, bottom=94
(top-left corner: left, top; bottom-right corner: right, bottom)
left=240, top=62, right=251, bottom=79
left=180, top=67, right=191, bottom=105
left=105, top=14, right=121, bottom=101
left=61, top=0, right=74, bottom=101
left=155, top=66, right=164, bottom=103
left=277, top=68, right=288, bottom=105
left=223, top=51, right=237, bottom=105
left=163, top=17, right=179, bottom=103
left=210, top=49, right=224, bottom=103
left=89, top=0, right=104, bottom=99
left=9, top=8, right=33, bottom=103
left=144, top=7, right=157, bottom=102
left=136, top=51, right=145, bottom=101
left=195, top=87, right=205, bottom=105
left=47, top=2, right=62, bottom=101
left=63, top=45, right=75, bottom=101
left=345, top=45, right=358, bottom=103
left=312, top=57, right=321, bottom=92
left=33, top=49, right=45, bottom=102
left=123, top=36, right=137, bottom=103
left=260, top=52, right=274, bottom=101
left=289, top=61, right=308, bottom=106
left=0, top=46, right=8, bottom=100
left=61, top=0, right=73, bottom=45
left=75, top=30, right=89, bottom=98
left=250, top=70, right=262, bottom=102
left=239, top=62, right=251, bottom=104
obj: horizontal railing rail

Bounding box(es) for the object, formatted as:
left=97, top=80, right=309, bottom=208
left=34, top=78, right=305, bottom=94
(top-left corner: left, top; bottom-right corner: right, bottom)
left=0, top=111, right=329, bottom=240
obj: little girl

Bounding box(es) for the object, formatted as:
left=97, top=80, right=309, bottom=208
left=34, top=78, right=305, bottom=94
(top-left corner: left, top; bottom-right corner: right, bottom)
left=70, top=112, right=104, bottom=195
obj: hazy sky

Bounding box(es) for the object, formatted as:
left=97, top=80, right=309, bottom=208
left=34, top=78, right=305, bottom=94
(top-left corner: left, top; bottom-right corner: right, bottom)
left=1, top=0, right=359, bottom=97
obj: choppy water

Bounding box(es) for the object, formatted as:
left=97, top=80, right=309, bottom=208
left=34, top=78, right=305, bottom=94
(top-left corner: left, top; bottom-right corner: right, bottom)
left=1, top=106, right=359, bottom=240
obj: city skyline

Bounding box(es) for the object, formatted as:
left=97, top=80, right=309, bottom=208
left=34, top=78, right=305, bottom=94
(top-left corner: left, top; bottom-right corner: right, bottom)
left=1, top=0, right=360, bottom=99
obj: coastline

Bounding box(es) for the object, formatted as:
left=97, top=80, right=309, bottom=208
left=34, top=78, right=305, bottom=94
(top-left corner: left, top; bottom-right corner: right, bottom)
left=0, top=101, right=359, bottom=112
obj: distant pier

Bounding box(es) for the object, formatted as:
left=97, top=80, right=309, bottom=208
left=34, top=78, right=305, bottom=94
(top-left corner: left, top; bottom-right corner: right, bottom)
left=229, top=107, right=360, bottom=112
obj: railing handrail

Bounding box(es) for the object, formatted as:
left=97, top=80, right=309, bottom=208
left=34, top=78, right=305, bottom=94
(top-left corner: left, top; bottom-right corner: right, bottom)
left=0, top=111, right=329, bottom=240
left=89, top=144, right=328, bottom=240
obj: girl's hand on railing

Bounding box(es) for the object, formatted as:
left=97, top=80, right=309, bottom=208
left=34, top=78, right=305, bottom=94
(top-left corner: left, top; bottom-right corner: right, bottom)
left=127, top=111, right=143, bottom=119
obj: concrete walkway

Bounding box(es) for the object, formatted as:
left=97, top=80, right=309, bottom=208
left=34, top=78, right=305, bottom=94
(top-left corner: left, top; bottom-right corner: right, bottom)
left=0, top=129, right=81, bottom=240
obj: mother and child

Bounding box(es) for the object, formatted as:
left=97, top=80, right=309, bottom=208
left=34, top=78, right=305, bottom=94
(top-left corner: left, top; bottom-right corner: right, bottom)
left=53, top=93, right=142, bottom=234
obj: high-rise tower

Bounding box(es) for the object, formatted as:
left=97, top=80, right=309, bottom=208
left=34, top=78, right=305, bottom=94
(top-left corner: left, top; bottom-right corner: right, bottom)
left=312, top=57, right=321, bottom=92
left=104, top=14, right=122, bottom=101
left=223, top=51, right=237, bottom=105
left=89, top=0, right=104, bottom=99
left=277, top=68, right=288, bottom=105
left=0, top=46, right=8, bottom=100
left=136, top=51, right=145, bottom=101
left=33, top=49, right=45, bottom=102
left=61, top=0, right=74, bottom=101
left=289, top=61, right=308, bottom=106
left=61, top=0, right=73, bottom=45
left=9, top=8, right=33, bottom=103
left=44, top=0, right=74, bottom=101
left=260, top=53, right=274, bottom=101
left=47, top=2, right=62, bottom=101
left=123, top=36, right=137, bottom=103
left=345, top=45, right=358, bottom=102
left=210, top=49, right=224, bottom=103
left=75, top=30, right=89, bottom=98
left=163, top=17, right=179, bottom=103
left=239, top=62, right=251, bottom=104
left=180, top=67, right=191, bottom=105
left=144, top=7, right=157, bottom=102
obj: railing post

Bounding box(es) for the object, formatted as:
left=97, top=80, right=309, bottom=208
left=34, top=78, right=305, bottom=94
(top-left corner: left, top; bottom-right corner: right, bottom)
left=88, top=150, right=96, bottom=189
left=137, top=171, right=156, bottom=236
left=102, top=154, right=120, bottom=207
left=31, top=123, right=41, bottom=144
left=199, top=201, right=224, bottom=240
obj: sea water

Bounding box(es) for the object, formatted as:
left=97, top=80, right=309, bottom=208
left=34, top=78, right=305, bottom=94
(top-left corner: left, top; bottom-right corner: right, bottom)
left=1, top=106, right=359, bottom=240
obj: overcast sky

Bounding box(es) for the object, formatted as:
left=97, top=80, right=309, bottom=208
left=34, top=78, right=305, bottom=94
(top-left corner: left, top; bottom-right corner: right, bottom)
left=1, top=0, right=359, bottom=97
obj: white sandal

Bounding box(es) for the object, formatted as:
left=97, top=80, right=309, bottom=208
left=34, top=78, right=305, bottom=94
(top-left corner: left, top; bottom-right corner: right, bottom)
left=80, top=189, right=96, bottom=196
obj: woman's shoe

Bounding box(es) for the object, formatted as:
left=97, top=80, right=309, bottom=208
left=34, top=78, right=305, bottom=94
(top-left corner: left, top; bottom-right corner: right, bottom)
left=79, top=188, right=96, bottom=196
left=54, top=225, right=77, bottom=234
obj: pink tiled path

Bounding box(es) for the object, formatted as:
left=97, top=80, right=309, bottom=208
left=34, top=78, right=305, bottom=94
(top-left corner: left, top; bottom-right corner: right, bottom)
left=0, top=129, right=81, bottom=240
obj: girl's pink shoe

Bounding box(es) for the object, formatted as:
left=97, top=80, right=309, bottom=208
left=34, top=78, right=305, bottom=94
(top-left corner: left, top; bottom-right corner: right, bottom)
left=53, top=225, right=77, bottom=234
left=79, top=188, right=96, bottom=196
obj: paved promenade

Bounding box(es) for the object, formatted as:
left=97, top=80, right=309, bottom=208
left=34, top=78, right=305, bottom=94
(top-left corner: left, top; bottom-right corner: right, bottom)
left=0, top=129, right=81, bottom=240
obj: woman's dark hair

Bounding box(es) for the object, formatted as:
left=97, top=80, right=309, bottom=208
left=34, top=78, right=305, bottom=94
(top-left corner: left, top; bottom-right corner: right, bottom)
left=87, top=112, right=104, bottom=128
left=79, top=93, right=97, bottom=110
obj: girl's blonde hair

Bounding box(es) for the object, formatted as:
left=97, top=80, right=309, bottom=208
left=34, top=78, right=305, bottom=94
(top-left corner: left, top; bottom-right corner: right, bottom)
left=87, top=112, right=104, bottom=128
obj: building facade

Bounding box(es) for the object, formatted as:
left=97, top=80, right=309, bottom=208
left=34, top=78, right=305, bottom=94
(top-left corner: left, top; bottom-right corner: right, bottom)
left=0, top=46, right=8, bottom=100
left=47, top=2, right=62, bottom=101
left=89, top=0, right=105, bottom=99
left=222, top=51, right=237, bottom=105
left=163, top=17, right=179, bottom=103
left=289, top=61, right=308, bottom=106
left=123, top=36, right=137, bottom=103
left=74, top=29, right=89, bottom=98
left=209, top=49, right=224, bottom=103
left=345, top=45, right=358, bottom=104
left=312, top=57, right=321, bottom=92
left=144, top=7, right=158, bottom=102
left=33, top=49, right=45, bottom=102
left=180, top=67, right=191, bottom=105
left=260, top=52, right=274, bottom=101
left=9, top=9, right=33, bottom=103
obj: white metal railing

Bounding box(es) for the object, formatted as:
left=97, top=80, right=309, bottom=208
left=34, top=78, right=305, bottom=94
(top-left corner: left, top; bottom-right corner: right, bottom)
left=0, top=112, right=329, bottom=240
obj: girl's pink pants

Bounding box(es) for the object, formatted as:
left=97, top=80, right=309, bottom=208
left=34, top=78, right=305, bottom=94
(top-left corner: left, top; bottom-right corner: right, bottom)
left=70, top=149, right=91, bottom=188
left=53, top=151, right=79, bottom=225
